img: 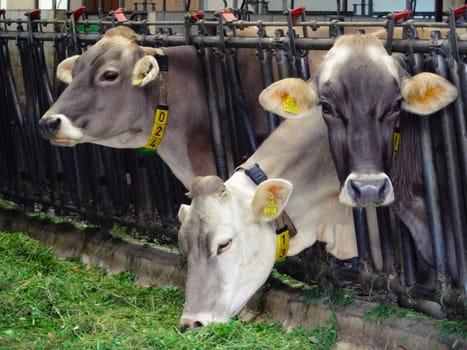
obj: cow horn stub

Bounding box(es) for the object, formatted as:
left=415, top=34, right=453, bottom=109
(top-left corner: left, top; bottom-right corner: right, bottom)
left=188, top=176, right=226, bottom=198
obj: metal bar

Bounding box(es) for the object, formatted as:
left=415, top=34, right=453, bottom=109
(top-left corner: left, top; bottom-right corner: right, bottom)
left=199, top=46, right=228, bottom=180
left=215, top=14, right=242, bottom=165
left=258, top=47, right=279, bottom=132
left=410, top=52, right=449, bottom=291
left=352, top=208, right=374, bottom=274
left=2, top=29, right=467, bottom=55
left=433, top=53, right=467, bottom=292
left=226, top=52, right=258, bottom=155
left=376, top=207, right=396, bottom=277
left=398, top=220, right=417, bottom=286
left=1, top=18, right=466, bottom=29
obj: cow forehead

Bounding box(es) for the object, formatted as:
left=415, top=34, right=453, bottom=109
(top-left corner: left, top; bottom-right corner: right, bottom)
left=179, top=190, right=251, bottom=252
left=319, top=35, right=399, bottom=86
left=73, top=36, right=141, bottom=73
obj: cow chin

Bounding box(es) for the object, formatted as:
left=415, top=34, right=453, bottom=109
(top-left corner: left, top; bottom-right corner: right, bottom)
left=339, top=172, right=395, bottom=207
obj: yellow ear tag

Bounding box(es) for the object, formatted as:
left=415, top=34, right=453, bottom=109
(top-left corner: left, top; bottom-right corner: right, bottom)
left=133, top=78, right=143, bottom=86
left=264, top=194, right=277, bottom=218
left=283, top=95, right=298, bottom=114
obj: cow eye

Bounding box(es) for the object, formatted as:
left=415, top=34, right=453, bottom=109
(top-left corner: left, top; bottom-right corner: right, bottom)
left=217, top=239, right=232, bottom=255
left=319, top=101, right=333, bottom=115
left=101, top=70, right=119, bottom=82
left=393, top=99, right=403, bottom=112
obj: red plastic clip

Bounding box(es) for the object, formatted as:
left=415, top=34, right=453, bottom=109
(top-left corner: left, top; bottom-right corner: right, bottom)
left=0, top=9, right=6, bottom=16
left=221, top=9, right=237, bottom=23
left=113, top=8, right=127, bottom=23
left=290, top=5, right=306, bottom=24
left=26, top=9, right=41, bottom=20
left=453, top=4, right=467, bottom=21
left=393, top=9, right=413, bottom=22
left=73, top=5, right=87, bottom=22
left=189, top=10, right=205, bottom=23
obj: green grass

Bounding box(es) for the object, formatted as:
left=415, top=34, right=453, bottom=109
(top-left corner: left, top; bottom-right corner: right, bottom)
left=365, top=304, right=466, bottom=349
left=0, top=232, right=338, bottom=350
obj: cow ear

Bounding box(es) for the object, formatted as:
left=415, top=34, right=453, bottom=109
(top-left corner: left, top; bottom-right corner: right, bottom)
left=251, top=179, right=293, bottom=221
left=132, top=55, right=160, bottom=87
left=259, top=78, right=318, bottom=119
left=57, top=55, right=79, bottom=84
left=401, top=72, right=457, bottom=115
left=177, top=204, right=190, bottom=223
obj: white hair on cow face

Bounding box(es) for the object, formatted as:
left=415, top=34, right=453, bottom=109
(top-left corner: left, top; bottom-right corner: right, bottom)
left=318, top=45, right=351, bottom=86
left=319, top=34, right=401, bottom=86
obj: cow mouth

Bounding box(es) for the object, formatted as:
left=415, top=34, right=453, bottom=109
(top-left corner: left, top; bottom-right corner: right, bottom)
left=50, top=137, right=76, bottom=147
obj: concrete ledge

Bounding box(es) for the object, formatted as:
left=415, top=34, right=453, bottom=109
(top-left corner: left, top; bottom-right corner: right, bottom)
left=0, top=207, right=462, bottom=349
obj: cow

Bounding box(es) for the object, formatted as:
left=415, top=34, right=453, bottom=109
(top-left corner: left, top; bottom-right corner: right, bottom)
left=259, top=33, right=458, bottom=279
left=38, top=25, right=267, bottom=188
left=177, top=106, right=358, bottom=329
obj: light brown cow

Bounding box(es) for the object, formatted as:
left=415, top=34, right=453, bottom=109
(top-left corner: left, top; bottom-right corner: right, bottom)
left=38, top=26, right=267, bottom=188
left=178, top=104, right=357, bottom=328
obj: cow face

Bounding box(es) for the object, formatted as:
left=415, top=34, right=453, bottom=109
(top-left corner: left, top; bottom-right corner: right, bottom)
left=259, top=34, right=457, bottom=207
left=178, top=175, right=292, bottom=329
left=38, top=26, right=161, bottom=148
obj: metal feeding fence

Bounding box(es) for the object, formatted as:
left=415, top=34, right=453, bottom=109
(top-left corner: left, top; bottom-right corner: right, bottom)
left=0, top=5, right=466, bottom=319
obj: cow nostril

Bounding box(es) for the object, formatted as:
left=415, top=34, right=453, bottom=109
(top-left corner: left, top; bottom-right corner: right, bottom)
left=179, top=319, right=204, bottom=331
left=39, top=117, right=61, bottom=139
left=193, top=321, right=203, bottom=328
left=378, top=179, right=389, bottom=199
left=47, top=118, right=61, bottom=133
left=349, top=180, right=361, bottom=200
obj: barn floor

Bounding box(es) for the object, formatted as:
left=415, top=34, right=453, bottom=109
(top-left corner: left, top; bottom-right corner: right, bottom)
left=0, top=205, right=463, bottom=350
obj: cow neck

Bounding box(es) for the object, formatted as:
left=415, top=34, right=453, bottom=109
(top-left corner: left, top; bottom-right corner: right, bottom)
left=138, top=54, right=169, bottom=154
left=235, top=162, right=297, bottom=265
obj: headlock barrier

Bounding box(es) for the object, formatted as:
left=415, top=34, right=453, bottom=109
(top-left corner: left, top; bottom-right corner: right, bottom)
left=0, top=4, right=466, bottom=320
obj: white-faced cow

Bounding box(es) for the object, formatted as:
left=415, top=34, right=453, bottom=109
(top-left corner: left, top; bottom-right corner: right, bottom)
left=178, top=107, right=357, bottom=329
left=259, top=33, right=458, bottom=278
left=38, top=26, right=266, bottom=188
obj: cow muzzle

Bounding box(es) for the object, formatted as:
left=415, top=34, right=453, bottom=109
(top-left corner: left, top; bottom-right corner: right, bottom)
left=38, top=114, right=84, bottom=146
left=339, top=172, right=394, bottom=207
left=179, top=312, right=228, bottom=331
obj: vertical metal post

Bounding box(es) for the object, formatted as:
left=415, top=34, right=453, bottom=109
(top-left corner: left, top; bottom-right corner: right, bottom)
left=352, top=208, right=373, bottom=273
left=434, top=0, right=443, bottom=22
left=98, top=0, right=104, bottom=18
left=410, top=53, right=449, bottom=290
left=399, top=221, right=417, bottom=286
left=376, top=207, right=396, bottom=276
left=199, top=46, right=228, bottom=180
left=433, top=53, right=467, bottom=292
left=257, top=23, right=279, bottom=133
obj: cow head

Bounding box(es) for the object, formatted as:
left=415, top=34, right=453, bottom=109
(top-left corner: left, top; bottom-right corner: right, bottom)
left=259, top=34, right=457, bottom=207
left=178, top=175, right=292, bottom=329
left=38, top=26, right=162, bottom=148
